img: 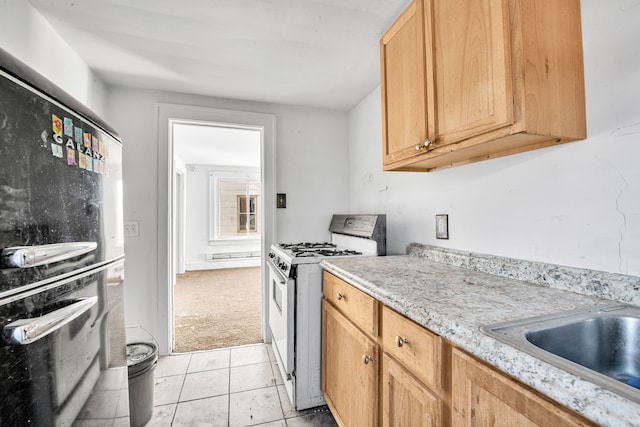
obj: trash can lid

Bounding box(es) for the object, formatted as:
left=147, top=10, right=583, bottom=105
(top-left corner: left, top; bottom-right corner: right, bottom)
left=127, top=342, right=158, bottom=367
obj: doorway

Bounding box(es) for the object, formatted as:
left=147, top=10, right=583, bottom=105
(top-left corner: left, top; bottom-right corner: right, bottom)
left=156, top=103, right=276, bottom=356
left=172, top=122, right=263, bottom=352
left=173, top=267, right=261, bottom=352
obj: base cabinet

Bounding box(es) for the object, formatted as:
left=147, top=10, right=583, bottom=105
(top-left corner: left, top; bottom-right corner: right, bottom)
left=383, top=354, right=442, bottom=427
left=322, top=272, right=597, bottom=426
left=451, top=348, right=596, bottom=427
left=322, top=300, right=378, bottom=427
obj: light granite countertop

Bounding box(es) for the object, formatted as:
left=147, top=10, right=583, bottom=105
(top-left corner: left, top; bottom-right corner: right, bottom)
left=320, top=252, right=640, bottom=427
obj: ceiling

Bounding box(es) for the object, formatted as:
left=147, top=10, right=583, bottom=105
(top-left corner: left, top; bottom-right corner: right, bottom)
left=28, top=0, right=411, bottom=111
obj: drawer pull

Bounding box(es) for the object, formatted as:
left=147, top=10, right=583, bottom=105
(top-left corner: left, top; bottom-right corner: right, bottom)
left=395, top=336, right=408, bottom=347
left=415, top=139, right=433, bottom=151
left=336, top=292, right=344, bottom=300
left=362, top=355, right=374, bottom=365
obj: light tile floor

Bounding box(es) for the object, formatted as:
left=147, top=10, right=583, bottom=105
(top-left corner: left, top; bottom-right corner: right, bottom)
left=147, top=343, right=338, bottom=426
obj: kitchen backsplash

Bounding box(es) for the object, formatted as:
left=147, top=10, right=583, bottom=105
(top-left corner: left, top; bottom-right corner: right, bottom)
left=408, top=243, right=640, bottom=306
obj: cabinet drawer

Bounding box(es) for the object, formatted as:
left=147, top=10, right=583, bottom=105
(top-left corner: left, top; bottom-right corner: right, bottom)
left=323, top=272, right=378, bottom=337
left=382, top=305, right=442, bottom=391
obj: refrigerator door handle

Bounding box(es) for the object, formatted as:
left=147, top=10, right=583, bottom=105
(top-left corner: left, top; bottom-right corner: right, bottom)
left=3, top=296, right=98, bottom=345
left=0, top=242, right=98, bottom=269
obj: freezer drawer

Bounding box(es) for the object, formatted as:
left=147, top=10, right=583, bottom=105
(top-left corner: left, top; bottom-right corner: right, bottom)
left=0, top=260, right=128, bottom=426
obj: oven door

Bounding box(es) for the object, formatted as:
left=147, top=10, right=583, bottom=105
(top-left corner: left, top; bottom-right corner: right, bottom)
left=267, top=259, right=295, bottom=376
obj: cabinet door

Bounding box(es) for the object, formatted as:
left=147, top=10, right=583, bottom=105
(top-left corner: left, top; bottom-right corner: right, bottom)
left=380, top=0, right=433, bottom=166
left=383, top=354, right=442, bottom=427
left=430, top=0, right=514, bottom=146
left=322, top=300, right=378, bottom=427
left=451, top=349, right=596, bottom=427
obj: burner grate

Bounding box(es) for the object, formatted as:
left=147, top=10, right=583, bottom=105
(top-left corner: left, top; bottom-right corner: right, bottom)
left=318, top=249, right=362, bottom=257
left=291, top=248, right=363, bottom=257
left=279, top=242, right=337, bottom=251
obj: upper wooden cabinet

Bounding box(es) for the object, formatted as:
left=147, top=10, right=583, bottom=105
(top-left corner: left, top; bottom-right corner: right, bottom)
left=380, top=0, right=586, bottom=171
left=380, top=0, right=430, bottom=166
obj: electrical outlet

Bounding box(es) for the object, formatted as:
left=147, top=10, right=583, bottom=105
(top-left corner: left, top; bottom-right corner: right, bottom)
left=435, top=214, right=449, bottom=239
left=124, top=220, right=140, bottom=237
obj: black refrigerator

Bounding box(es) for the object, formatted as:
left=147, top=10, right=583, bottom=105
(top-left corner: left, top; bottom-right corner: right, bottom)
left=0, top=48, right=129, bottom=425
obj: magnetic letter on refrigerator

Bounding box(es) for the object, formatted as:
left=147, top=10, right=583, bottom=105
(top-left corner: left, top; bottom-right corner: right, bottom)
left=67, top=147, right=76, bottom=165
left=52, top=115, right=62, bottom=135
left=83, top=132, right=91, bottom=148
left=74, top=127, right=83, bottom=144
left=63, top=118, right=73, bottom=137
left=51, top=143, right=63, bottom=158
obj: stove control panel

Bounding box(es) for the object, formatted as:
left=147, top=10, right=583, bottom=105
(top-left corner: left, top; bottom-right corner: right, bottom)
left=268, top=251, right=292, bottom=277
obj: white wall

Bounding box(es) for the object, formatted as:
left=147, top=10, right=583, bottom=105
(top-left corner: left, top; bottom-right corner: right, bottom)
left=0, top=1, right=108, bottom=116
left=106, top=86, right=350, bottom=340
left=183, top=165, right=261, bottom=270
left=184, top=165, right=210, bottom=267
left=348, top=0, right=640, bottom=276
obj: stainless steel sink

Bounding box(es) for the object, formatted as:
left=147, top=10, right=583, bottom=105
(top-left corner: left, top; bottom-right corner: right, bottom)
left=481, top=304, right=640, bottom=403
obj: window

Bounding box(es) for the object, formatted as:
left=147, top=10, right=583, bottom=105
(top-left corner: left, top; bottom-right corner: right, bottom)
left=237, top=195, right=258, bottom=233
left=210, top=168, right=260, bottom=240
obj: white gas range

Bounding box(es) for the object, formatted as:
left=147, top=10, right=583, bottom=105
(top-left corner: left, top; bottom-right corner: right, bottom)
left=267, top=214, right=386, bottom=410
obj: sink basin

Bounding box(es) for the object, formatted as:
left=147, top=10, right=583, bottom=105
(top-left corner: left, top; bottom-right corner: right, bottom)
left=481, top=304, right=640, bottom=403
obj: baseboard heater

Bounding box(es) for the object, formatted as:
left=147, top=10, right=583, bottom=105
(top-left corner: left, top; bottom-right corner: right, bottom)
left=207, top=252, right=261, bottom=261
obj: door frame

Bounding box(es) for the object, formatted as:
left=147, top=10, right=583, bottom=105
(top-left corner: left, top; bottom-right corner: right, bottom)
left=156, top=103, right=276, bottom=354
left=174, top=169, right=186, bottom=276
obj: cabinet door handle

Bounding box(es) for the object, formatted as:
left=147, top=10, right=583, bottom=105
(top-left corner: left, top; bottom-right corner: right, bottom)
left=395, top=336, right=408, bottom=347
left=363, top=354, right=374, bottom=365
left=336, top=292, right=344, bottom=300
left=415, top=139, right=433, bottom=151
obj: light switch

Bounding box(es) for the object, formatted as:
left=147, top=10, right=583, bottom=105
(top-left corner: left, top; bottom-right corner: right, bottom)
left=277, top=193, right=287, bottom=208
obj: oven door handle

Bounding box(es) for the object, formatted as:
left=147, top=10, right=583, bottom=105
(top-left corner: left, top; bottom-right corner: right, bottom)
left=267, top=259, right=288, bottom=283
left=0, top=242, right=98, bottom=269
left=3, top=296, right=98, bottom=345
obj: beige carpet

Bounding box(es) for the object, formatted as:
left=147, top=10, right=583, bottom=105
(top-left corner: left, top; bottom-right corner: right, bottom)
left=173, top=267, right=262, bottom=353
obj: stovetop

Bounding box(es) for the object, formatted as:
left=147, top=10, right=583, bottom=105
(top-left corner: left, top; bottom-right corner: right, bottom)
left=278, top=242, right=363, bottom=257
left=279, top=242, right=336, bottom=250
left=268, top=241, right=366, bottom=277
left=295, top=248, right=363, bottom=257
